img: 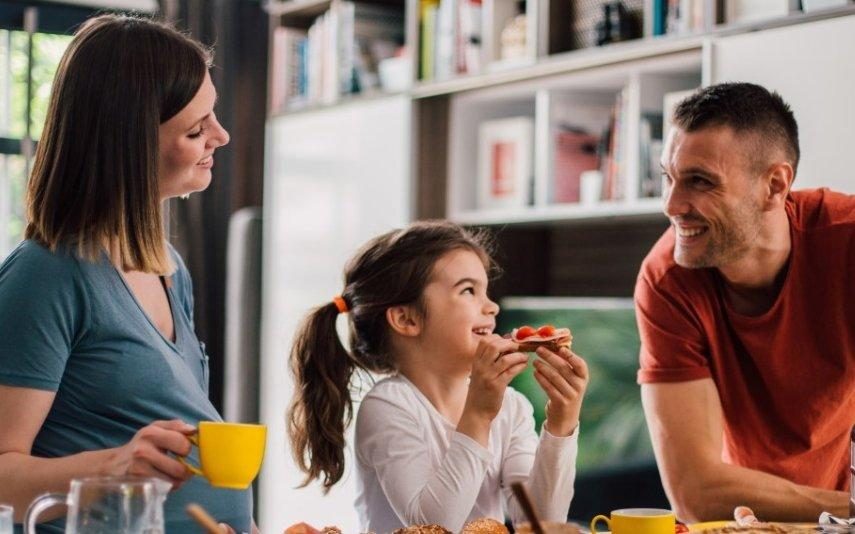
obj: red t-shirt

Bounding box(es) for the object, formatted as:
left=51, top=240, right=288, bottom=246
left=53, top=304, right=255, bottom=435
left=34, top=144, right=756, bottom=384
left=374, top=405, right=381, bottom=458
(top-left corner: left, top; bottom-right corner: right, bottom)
left=635, top=188, right=855, bottom=491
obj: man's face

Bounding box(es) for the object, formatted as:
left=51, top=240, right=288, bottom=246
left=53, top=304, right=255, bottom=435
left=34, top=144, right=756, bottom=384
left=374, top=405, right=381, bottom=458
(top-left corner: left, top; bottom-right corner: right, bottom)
left=660, top=126, right=765, bottom=269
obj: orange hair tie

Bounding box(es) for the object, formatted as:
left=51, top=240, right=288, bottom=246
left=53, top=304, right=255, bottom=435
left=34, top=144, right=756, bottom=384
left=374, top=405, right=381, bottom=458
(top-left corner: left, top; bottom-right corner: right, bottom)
left=332, top=295, right=349, bottom=314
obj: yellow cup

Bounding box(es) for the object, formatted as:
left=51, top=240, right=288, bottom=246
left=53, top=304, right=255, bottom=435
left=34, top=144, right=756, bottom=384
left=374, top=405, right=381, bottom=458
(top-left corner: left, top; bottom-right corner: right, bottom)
left=590, top=508, right=675, bottom=534
left=179, top=421, right=267, bottom=489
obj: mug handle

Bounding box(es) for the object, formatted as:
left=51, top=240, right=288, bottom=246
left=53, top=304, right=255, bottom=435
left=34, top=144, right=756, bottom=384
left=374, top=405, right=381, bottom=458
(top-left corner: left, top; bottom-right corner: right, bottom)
left=177, top=434, right=204, bottom=477
left=24, top=492, right=67, bottom=534
left=590, top=514, right=611, bottom=534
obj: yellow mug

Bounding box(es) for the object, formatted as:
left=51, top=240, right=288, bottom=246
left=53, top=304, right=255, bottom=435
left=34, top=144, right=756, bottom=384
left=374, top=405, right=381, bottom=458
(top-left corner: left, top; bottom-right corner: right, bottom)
left=590, top=508, right=675, bottom=534
left=179, top=421, right=267, bottom=489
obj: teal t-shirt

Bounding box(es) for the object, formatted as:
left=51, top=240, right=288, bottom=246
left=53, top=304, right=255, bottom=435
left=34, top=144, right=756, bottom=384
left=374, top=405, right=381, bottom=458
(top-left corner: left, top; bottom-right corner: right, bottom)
left=0, top=240, right=252, bottom=533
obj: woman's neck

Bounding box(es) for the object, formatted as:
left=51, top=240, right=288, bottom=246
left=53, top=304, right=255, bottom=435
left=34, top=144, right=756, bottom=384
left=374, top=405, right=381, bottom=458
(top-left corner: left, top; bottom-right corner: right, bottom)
left=397, top=350, right=471, bottom=426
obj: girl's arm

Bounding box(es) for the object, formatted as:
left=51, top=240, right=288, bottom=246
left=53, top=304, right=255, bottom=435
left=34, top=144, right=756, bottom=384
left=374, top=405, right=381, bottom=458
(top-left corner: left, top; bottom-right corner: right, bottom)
left=502, top=348, right=588, bottom=524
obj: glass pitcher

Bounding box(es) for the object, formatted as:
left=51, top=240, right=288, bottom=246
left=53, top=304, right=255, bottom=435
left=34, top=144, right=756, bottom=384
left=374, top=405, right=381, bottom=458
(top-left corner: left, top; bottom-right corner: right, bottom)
left=24, top=476, right=169, bottom=534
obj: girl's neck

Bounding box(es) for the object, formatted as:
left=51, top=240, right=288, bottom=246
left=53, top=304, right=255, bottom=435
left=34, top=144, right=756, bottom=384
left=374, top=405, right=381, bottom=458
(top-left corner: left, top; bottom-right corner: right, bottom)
left=398, top=355, right=470, bottom=426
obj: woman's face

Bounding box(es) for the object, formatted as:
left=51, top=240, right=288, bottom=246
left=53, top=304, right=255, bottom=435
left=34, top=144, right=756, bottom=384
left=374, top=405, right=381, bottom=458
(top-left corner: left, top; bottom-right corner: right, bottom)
left=157, top=71, right=229, bottom=200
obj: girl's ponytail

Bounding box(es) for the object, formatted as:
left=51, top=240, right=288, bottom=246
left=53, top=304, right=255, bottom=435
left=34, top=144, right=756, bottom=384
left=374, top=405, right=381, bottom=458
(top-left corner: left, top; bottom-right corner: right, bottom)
left=287, top=300, right=357, bottom=491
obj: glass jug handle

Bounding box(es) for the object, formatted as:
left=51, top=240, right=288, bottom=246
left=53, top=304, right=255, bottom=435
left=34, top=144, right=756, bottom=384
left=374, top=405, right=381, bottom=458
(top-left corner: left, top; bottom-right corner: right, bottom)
left=24, top=493, right=66, bottom=534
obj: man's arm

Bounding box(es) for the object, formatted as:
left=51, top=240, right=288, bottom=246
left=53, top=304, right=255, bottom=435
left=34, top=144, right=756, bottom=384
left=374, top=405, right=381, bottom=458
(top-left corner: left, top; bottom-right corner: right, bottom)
left=642, top=379, right=848, bottom=523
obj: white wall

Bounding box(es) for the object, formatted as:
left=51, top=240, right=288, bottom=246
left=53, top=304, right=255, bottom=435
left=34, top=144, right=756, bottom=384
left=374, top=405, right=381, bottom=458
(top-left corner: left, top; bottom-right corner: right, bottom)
left=259, top=95, right=412, bottom=534
left=710, top=14, right=855, bottom=193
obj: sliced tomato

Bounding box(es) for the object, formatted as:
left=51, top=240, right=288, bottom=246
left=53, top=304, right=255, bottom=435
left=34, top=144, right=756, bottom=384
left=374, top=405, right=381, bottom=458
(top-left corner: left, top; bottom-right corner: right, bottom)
left=516, top=325, right=536, bottom=339
left=537, top=324, right=556, bottom=337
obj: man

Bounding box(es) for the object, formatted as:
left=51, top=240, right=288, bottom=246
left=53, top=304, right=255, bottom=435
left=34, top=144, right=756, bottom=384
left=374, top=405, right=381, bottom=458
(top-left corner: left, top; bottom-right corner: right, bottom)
left=635, top=82, right=854, bottom=523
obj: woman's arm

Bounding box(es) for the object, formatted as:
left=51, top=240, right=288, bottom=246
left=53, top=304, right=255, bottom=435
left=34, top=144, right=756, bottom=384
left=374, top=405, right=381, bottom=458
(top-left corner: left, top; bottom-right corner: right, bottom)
left=0, top=384, right=194, bottom=522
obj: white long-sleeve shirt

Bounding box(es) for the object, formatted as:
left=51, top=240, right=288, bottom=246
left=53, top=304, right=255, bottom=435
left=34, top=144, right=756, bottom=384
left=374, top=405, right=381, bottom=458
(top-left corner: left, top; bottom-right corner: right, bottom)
left=354, top=374, right=578, bottom=534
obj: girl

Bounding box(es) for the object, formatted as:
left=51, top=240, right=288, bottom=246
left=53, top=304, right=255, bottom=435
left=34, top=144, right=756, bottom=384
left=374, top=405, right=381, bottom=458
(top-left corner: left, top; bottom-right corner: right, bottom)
left=288, top=221, right=588, bottom=533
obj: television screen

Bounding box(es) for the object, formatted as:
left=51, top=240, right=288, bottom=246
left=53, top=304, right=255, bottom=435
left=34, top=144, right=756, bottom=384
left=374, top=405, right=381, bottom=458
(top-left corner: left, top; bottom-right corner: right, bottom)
left=497, top=297, right=654, bottom=472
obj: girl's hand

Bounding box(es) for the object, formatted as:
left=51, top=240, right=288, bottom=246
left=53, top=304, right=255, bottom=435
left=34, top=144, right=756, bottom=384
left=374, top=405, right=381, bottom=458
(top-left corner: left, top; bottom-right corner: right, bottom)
left=103, top=419, right=196, bottom=489
left=533, top=347, right=589, bottom=437
left=459, top=335, right=528, bottom=445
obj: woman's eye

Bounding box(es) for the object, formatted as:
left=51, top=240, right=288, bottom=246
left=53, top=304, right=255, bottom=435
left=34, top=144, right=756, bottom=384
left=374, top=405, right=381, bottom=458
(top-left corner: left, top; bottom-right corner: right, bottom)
left=188, top=127, right=205, bottom=139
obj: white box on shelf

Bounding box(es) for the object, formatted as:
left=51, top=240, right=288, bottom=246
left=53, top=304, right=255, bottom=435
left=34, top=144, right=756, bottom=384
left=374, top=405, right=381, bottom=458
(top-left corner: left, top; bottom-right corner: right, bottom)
left=725, top=0, right=799, bottom=24
left=477, top=116, right=534, bottom=209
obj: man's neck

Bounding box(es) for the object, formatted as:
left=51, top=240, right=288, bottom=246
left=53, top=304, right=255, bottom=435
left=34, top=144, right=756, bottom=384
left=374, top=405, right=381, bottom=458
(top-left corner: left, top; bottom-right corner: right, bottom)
left=717, top=209, right=792, bottom=316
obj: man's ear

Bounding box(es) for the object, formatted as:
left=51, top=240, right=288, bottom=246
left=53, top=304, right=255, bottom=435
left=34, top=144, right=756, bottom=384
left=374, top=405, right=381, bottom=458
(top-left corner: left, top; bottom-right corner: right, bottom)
left=762, top=161, right=793, bottom=210
left=386, top=305, right=422, bottom=337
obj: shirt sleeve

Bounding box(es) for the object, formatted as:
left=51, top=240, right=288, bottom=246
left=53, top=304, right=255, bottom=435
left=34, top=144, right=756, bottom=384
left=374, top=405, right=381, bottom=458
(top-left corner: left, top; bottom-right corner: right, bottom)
left=355, top=394, right=493, bottom=532
left=635, top=271, right=712, bottom=384
left=0, top=243, right=89, bottom=391
left=500, top=392, right=578, bottom=524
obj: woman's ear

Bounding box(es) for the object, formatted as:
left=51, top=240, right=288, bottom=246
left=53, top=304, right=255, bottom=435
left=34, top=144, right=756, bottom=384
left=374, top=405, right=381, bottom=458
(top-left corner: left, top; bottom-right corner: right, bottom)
left=386, top=305, right=421, bottom=337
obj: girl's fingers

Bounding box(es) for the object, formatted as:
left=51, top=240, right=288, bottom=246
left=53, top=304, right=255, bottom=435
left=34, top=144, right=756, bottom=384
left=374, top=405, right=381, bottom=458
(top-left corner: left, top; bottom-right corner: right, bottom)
left=500, top=361, right=529, bottom=383
left=532, top=359, right=577, bottom=399
left=493, top=352, right=528, bottom=377
left=563, top=350, right=589, bottom=380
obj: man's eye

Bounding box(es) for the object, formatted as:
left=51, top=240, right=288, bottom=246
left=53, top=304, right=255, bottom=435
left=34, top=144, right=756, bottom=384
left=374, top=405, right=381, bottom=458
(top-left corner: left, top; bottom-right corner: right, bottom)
left=692, top=176, right=713, bottom=187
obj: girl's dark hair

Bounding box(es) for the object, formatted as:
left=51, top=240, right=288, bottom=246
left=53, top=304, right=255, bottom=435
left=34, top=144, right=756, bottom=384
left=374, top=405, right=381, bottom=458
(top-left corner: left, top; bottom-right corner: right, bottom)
left=287, top=220, right=497, bottom=491
left=26, top=14, right=212, bottom=273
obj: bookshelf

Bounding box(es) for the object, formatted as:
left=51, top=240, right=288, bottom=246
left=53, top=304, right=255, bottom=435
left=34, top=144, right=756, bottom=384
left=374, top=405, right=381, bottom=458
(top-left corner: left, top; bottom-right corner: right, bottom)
left=260, top=2, right=855, bottom=532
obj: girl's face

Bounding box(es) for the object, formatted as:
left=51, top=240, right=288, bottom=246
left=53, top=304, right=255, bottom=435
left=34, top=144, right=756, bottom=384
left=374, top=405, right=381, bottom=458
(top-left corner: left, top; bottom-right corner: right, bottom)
left=157, top=71, right=230, bottom=200
left=418, top=249, right=500, bottom=363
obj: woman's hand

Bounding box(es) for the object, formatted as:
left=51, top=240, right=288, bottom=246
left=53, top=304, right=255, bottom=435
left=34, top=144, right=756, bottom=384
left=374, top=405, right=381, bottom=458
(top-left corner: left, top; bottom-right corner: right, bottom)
left=458, top=335, right=528, bottom=446
left=533, top=347, right=589, bottom=437
left=103, top=419, right=196, bottom=488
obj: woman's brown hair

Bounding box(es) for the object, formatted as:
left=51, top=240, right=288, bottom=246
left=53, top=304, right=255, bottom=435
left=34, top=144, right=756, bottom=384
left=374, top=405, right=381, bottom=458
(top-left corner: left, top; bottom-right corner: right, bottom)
left=287, top=220, right=498, bottom=492
left=25, top=14, right=212, bottom=273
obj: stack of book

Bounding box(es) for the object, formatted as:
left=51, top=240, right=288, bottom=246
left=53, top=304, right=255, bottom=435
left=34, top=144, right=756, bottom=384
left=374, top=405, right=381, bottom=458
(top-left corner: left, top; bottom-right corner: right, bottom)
left=269, top=1, right=405, bottom=113
left=420, top=0, right=483, bottom=81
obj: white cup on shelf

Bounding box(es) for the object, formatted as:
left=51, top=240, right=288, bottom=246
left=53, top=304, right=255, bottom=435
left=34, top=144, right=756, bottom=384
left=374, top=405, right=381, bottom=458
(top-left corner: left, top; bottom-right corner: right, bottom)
left=580, top=170, right=604, bottom=205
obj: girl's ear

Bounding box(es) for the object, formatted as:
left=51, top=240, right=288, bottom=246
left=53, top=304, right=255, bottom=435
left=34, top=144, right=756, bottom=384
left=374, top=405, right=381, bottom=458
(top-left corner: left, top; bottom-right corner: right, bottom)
left=386, top=305, right=421, bottom=337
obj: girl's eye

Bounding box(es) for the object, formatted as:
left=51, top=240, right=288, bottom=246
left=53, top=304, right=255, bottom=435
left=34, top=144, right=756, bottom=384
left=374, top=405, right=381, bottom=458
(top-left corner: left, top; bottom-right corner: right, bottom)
left=462, top=287, right=475, bottom=295
left=188, top=126, right=205, bottom=139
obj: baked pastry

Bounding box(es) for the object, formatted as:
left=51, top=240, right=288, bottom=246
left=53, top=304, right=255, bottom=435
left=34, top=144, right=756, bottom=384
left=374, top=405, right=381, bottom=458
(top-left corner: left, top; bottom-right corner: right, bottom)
left=510, top=325, right=573, bottom=353
left=461, top=517, right=509, bottom=534
left=392, top=525, right=452, bottom=534
left=699, top=525, right=818, bottom=533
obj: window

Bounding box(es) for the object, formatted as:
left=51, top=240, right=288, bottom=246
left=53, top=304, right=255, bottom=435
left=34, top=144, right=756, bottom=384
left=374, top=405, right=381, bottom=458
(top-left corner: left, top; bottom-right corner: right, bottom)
left=0, top=22, right=72, bottom=257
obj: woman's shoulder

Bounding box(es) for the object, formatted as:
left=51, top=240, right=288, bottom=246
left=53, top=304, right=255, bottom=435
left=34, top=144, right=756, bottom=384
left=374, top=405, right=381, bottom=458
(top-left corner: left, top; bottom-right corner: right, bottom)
left=1, top=239, right=82, bottom=279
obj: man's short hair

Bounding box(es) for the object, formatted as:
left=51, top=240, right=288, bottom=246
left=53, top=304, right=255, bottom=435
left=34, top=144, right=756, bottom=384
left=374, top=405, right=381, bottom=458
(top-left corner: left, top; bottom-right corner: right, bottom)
left=673, top=82, right=800, bottom=177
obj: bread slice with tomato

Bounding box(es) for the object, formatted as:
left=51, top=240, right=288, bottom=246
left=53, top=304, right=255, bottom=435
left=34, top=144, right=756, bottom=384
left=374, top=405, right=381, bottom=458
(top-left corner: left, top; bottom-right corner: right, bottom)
left=510, top=324, right=573, bottom=353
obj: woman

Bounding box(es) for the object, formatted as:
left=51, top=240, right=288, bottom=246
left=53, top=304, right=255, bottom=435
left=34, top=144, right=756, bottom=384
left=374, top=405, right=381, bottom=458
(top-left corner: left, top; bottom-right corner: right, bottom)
left=0, top=14, right=252, bottom=533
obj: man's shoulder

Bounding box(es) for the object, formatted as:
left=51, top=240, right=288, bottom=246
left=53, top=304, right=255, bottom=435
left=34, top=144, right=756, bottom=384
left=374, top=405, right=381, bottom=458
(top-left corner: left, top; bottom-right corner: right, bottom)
left=788, top=188, right=855, bottom=232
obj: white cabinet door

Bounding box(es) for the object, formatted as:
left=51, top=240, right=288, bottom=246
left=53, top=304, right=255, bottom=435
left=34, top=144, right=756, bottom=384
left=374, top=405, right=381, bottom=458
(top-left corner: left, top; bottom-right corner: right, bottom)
left=259, top=95, right=412, bottom=534
left=710, top=15, right=855, bottom=193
